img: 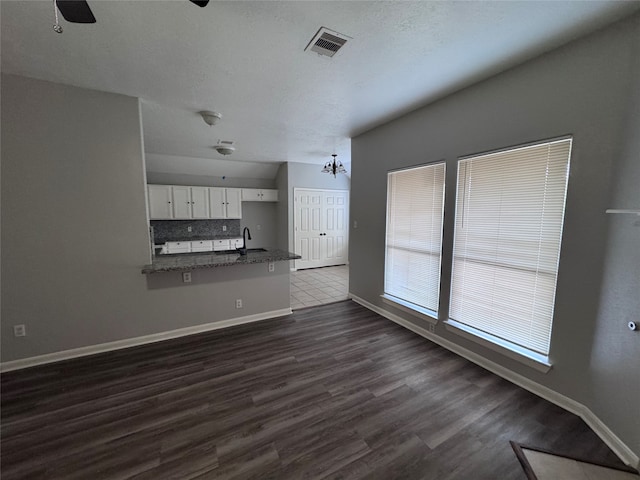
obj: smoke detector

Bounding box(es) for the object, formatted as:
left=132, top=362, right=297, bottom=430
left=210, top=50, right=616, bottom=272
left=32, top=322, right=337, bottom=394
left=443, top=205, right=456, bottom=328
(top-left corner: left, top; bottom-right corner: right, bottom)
left=199, top=111, right=222, bottom=126
left=305, top=27, right=351, bottom=58
left=214, top=140, right=235, bottom=155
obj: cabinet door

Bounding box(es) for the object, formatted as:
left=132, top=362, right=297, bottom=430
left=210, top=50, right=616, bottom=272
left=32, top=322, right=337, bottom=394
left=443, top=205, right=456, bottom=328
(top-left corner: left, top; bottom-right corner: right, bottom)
left=209, top=188, right=226, bottom=218
left=241, top=188, right=262, bottom=201
left=190, top=187, right=210, bottom=219
left=261, top=189, right=279, bottom=202
left=172, top=186, right=192, bottom=219
left=148, top=185, right=173, bottom=219
left=226, top=188, right=242, bottom=218
left=191, top=240, right=213, bottom=252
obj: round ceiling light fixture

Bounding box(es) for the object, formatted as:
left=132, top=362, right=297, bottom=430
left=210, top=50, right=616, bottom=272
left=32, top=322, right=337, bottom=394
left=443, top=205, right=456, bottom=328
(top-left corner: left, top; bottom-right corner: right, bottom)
left=199, top=110, right=222, bottom=126
left=214, top=140, right=235, bottom=156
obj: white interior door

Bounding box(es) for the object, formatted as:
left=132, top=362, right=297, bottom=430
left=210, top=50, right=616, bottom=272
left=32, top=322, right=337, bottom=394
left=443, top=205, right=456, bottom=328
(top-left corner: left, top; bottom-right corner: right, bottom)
left=323, top=190, right=349, bottom=266
left=295, top=190, right=323, bottom=269
left=295, top=188, right=349, bottom=270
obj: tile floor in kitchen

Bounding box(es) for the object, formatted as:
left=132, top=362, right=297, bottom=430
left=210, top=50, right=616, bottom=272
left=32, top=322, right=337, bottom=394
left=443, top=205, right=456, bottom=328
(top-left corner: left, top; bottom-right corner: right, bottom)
left=290, top=264, right=349, bottom=310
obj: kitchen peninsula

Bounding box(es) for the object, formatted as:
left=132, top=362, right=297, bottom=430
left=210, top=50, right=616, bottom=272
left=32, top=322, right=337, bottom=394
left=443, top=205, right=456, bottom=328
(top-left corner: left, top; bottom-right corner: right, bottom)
left=142, top=249, right=300, bottom=274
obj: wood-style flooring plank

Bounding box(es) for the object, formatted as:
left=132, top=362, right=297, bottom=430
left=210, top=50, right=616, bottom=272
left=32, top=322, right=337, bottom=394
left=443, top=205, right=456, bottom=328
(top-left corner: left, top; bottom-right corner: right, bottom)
left=1, top=300, right=627, bottom=479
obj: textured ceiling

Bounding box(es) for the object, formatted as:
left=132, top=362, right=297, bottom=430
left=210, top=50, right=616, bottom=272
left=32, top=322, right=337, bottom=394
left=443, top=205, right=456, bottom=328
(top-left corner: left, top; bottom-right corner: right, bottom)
left=2, top=1, right=639, bottom=179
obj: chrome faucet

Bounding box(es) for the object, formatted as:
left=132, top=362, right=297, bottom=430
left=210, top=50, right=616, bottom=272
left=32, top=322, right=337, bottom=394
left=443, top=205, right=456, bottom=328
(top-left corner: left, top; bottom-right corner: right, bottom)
left=237, top=227, right=252, bottom=255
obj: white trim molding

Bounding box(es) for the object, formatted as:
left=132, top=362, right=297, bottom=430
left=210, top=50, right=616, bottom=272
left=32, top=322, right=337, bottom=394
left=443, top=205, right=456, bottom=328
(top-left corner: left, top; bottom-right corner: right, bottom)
left=444, top=319, right=552, bottom=373
left=1, top=308, right=292, bottom=373
left=350, top=294, right=639, bottom=469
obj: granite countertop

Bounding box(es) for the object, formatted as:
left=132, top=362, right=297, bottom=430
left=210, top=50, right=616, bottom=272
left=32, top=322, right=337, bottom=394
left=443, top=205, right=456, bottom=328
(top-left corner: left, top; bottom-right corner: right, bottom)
left=142, top=249, right=301, bottom=274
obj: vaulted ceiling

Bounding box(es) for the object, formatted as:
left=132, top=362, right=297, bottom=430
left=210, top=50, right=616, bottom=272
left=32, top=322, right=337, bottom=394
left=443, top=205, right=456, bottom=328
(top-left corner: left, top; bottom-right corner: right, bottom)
left=2, top=1, right=639, bottom=179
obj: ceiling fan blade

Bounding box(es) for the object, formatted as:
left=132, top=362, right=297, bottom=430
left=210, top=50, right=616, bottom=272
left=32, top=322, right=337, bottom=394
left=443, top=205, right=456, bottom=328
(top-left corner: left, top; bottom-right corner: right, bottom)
left=189, top=0, right=210, bottom=7
left=56, top=0, right=96, bottom=23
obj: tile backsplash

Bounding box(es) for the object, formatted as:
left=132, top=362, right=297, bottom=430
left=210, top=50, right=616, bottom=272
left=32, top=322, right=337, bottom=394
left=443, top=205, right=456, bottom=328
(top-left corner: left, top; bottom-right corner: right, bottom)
left=151, top=220, right=241, bottom=243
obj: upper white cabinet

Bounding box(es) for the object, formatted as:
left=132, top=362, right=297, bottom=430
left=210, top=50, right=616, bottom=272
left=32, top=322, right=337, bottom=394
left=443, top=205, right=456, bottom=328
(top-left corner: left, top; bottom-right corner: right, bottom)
left=241, top=188, right=279, bottom=202
left=148, top=185, right=210, bottom=220
left=148, top=185, right=173, bottom=219
left=171, top=186, right=210, bottom=219
left=209, top=188, right=242, bottom=219
left=148, top=184, right=277, bottom=220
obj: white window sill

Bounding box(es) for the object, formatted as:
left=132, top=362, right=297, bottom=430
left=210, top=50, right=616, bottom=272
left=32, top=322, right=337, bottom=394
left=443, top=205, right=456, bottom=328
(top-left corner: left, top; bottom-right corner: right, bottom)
left=381, top=294, right=438, bottom=325
left=444, top=319, right=552, bottom=373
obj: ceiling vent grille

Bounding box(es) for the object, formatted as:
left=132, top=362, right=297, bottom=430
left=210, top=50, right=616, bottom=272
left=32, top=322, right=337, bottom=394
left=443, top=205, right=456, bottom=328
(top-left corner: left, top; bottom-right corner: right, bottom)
left=305, top=27, right=350, bottom=58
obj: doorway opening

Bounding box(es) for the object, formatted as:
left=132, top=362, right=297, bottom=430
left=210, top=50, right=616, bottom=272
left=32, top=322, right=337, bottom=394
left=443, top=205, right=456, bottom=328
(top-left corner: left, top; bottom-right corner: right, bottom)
left=290, top=265, right=349, bottom=309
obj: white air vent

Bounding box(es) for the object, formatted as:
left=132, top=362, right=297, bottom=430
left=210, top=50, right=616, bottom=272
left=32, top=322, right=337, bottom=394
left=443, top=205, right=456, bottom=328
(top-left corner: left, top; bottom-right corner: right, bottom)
left=305, top=27, right=351, bottom=58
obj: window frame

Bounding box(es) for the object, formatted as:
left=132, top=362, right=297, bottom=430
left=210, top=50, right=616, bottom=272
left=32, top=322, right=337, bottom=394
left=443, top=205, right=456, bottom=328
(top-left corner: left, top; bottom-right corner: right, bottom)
left=382, top=161, right=446, bottom=322
left=445, top=136, right=572, bottom=370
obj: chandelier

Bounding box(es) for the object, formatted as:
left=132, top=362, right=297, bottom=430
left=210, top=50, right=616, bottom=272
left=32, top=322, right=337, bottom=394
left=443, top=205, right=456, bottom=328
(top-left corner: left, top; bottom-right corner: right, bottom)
left=321, top=154, right=346, bottom=177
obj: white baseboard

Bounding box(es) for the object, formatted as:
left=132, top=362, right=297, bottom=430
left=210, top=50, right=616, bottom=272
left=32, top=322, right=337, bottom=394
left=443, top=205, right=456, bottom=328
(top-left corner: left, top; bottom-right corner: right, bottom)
left=350, top=294, right=639, bottom=469
left=0, top=308, right=292, bottom=373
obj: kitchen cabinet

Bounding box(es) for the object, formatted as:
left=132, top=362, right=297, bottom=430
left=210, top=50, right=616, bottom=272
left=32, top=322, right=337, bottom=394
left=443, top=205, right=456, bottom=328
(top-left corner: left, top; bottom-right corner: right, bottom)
left=148, top=185, right=173, bottom=219
left=148, top=185, right=209, bottom=220
left=213, top=238, right=243, bottom=251
left=165, top=241, right=191, bottom=254
left=172, top=186, right=210, bottom=219
left=241, top=188, right=278, bottom=202
left=191, top=240, right=213, bottom=252
left=209, top=188, right=242, bottom=219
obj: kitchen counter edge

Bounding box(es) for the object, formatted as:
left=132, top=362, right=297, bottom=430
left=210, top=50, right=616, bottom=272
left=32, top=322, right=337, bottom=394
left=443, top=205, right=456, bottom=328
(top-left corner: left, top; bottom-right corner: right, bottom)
left=142, top=249, right=301, bottom=274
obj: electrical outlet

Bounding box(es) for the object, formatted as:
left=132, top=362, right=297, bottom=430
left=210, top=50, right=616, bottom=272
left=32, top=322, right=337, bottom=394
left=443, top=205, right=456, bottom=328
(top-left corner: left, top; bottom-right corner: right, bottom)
left=187, top=226, right=192, bottom=232
left=13, top=324, right=26, bottom=337
left=268, top=262, right=275, bottom=272
left=182, top=272, right=192, bottom=283
left=256, top=224, right=261, bottom=231
left=428, top=323, right=435, bottom=333
left=235, top=299, right=243, bottom=309
left=353, top=220, right=358, bottom=229
left=223, top=225, right=227, bottom=232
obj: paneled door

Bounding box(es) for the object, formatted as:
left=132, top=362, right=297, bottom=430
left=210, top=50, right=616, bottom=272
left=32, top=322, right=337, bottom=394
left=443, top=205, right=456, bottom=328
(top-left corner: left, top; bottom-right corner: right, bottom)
left=294, top=188, right=349, bottom=270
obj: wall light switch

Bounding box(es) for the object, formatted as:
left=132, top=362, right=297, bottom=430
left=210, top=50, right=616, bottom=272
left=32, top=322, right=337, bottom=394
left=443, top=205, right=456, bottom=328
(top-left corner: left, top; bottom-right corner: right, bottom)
left=187, top=226, right=192, bottom=232
left=223, top=225, right=227, bottom=232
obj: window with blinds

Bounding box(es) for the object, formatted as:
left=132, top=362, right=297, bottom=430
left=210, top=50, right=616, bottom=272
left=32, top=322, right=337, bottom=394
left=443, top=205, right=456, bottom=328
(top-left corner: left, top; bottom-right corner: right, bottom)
left=384, top=162, right=445, bottom=316
left=450, top=138, right=572, bottom=356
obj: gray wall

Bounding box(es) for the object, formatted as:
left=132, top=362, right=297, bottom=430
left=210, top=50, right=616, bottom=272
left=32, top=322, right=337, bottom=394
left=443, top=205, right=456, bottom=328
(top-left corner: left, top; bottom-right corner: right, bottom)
left=1, top=74, right=290, bottom=362
left=350, top=14, right=639, bottom=458
left=146, top=171, right=275, bottom=189
left=275, top=163, right=289, bottom=251
left=589, top=23, right=640, bottom=455
left=286, top=162, right=351, bottom=253
left=240, top=202, right=278, bottom=249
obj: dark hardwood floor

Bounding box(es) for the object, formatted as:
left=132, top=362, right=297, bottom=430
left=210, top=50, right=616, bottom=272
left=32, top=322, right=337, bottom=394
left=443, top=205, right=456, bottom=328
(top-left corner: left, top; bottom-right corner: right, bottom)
left=1, top=300, right=625, bottom=479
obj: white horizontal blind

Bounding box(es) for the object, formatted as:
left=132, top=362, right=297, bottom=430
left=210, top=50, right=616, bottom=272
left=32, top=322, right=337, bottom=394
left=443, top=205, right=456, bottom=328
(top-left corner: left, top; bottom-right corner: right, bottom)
left=450, top=139, right=571, bottom=355
left=385, top=163, right=445, bottom=313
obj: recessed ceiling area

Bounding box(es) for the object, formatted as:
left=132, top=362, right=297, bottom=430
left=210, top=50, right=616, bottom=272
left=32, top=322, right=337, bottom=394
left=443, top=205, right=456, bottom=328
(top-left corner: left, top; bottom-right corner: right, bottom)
left=2, top=1, right=639, bottom=179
